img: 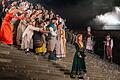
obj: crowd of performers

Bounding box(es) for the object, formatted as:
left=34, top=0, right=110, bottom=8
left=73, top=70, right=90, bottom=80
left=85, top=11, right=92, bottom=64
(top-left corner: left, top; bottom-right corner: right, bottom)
left=0, top=0, right=67, bottom=60
left=0, top=0, right=114, bottom=79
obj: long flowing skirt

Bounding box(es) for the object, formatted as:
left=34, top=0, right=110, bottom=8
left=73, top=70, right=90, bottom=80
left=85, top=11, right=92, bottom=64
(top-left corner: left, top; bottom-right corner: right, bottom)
left=35, top=43, right=46, bottom=54
left=47, top=37, right=57, bottom=60
left=0, top=21, right=13, bottom=44
left=71, top=51, right=86, bottom=75
left=34, top=39, right=46, bottom=54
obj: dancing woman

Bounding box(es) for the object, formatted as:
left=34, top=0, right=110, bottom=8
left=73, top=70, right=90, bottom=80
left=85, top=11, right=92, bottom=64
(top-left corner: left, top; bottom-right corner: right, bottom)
left=0, top=7, right=23, bottom=45
left=70, top=34, right=87, bottom=79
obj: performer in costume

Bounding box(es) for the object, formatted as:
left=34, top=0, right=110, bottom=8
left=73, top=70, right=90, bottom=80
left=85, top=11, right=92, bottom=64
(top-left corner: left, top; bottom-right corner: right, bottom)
left=86, top=26, right=93, bottom=53
left=33, top=20, right=48, bottom=55
left=0, top=7, right=23, bottom=45
left=104, top=33, right=113, bottom=62
left=47, top=17, right=58, bottom=61
left=22, top=20, right=42, bottom=53
left=70, top=34, right=87, bottom=79
left=56, top=22, right=66, bottom=59
left=16, top=14, right=28, bottom=49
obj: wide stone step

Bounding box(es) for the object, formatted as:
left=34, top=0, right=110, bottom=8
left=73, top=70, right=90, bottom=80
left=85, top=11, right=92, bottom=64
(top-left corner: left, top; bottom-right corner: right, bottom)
left=0, top=55, right=51, bottom=65
left=0, top=63, right=63, bottom=72
left=0, top=61, right=71, bottom=80
left=0, top=71, right=70, bottom=80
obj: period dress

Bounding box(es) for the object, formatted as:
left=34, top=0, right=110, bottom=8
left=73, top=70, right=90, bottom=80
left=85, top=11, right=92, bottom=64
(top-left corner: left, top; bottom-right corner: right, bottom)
left=16, top=20, right=27, bottom=47
left=0, top=12, right=23, bottom=45
left=0, top=12, right=14, bottom=44
left=22, top=25, right=41, bottom=50
left=71, top=42, right=86, bottom=77
left=86, top=36, right=93, bottom=51
left=56, top=29, right=66, bottom=58
left=47, top=23, right=57, bottom=60
left=33, top=31, right=46, bottom=55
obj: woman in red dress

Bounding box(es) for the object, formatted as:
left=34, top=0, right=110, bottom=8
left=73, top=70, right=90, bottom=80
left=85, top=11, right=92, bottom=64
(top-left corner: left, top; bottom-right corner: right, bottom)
left=0, top=7, right=23, bottom=45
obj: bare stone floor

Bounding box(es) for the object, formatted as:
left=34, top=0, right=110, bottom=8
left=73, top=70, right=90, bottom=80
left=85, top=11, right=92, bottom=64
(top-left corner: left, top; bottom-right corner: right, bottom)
left=0, top=43, right=120, bottom=80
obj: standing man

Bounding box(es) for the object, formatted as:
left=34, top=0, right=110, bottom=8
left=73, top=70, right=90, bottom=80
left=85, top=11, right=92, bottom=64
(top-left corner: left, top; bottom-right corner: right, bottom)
left=104, top=33, right=113, bottom=62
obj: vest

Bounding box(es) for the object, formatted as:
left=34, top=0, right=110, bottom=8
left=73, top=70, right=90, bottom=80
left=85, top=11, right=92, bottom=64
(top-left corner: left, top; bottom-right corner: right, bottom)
left=106, top=39, right=111, bottom=47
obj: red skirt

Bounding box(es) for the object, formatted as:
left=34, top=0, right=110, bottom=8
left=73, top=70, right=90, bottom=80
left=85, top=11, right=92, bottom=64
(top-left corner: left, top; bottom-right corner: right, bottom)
left=0, top=21, right=13, bottom=44
left=106, top=46, right=112, bottom=57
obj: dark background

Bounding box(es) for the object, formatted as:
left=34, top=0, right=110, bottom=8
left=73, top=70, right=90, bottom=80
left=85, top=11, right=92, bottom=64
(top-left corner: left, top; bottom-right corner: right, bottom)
left=29, top=0, right=120, bottom=29
left=39, top=0, right=120, bottom=30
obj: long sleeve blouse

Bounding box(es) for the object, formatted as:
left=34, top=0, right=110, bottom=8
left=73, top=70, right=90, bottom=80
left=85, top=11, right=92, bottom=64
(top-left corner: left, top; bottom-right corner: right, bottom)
left=22, top=25, right=41, bottom=40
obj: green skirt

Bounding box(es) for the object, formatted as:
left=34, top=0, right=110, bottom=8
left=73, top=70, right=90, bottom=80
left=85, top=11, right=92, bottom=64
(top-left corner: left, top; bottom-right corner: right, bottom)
left=71, top=51, right=86, bottom=75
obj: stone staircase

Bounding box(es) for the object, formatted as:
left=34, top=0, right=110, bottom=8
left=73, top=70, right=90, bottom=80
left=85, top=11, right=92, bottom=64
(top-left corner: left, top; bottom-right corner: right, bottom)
left=0, top=43, right=120, bottom=80
left=0, top=44, right=71, bottom=80
left=56, top=43, right=120, bottom=80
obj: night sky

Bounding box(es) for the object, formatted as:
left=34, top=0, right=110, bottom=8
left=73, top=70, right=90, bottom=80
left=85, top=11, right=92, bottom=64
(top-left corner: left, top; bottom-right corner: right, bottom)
left=41, top=0, right=119, bottom=30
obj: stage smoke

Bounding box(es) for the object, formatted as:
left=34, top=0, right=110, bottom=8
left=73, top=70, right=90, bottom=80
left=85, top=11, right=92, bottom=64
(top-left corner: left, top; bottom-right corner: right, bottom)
left=94, top=7, right=120, bottom=30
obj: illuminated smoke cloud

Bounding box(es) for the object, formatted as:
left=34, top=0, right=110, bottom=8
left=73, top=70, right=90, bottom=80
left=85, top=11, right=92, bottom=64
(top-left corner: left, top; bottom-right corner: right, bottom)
left=94, top=7, right=120, bottom=30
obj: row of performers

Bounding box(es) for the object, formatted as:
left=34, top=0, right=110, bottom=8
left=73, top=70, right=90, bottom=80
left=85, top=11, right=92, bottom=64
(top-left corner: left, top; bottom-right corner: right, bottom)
left=86, top=27, right=113, bottom=62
